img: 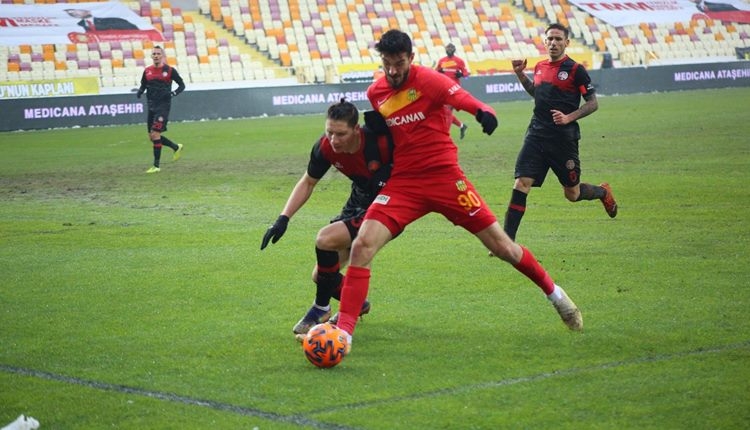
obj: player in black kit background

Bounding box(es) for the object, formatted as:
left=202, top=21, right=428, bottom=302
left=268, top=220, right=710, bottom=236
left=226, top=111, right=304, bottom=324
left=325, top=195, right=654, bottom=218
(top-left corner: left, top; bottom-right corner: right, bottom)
left=136, top=46, right=185, bottom=173
left=503, top=23, right=618, bottom=241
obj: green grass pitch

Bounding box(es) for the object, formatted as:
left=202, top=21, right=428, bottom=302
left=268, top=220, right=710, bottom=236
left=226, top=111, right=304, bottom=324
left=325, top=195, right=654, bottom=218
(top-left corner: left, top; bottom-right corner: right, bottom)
left=1, top=87, right=749, bottom=429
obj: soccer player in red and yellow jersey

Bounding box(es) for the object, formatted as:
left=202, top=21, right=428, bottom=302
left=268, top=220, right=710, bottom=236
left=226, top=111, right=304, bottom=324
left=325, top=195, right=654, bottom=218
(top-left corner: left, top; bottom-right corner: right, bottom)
left=335, top=30, right=583, bottom=358
left=435, top=43, right=471, bottom=139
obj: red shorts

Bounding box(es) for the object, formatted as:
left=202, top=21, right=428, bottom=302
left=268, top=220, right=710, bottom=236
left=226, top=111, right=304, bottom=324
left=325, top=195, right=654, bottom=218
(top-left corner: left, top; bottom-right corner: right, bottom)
left=365, top=168, right=497, bottom=236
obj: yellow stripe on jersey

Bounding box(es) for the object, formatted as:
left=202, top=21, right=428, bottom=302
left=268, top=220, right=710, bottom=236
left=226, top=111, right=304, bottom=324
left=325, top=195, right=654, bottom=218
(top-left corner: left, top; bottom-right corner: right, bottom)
left=378, top=88, right=422, bottom=118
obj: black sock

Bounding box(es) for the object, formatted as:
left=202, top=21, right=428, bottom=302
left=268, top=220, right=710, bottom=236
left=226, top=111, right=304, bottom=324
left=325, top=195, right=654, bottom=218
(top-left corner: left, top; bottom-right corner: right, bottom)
left=317, top=271, right=343, bottom=305
left=152, top=139, right=162, bottom=167
left=576, top=183, right=606, bottom=201
left=160, top=136, right=179, bottom=151
left=504, top=189, right=527, bottom=241
left=314, top=248, right=341, bottom=306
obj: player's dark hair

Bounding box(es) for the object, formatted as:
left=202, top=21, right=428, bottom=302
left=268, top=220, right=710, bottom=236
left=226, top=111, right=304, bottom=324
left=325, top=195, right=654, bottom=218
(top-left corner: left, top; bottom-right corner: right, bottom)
left=327, top=98, right=359, bottom=128
left=375, top=29, right=412, bottom=56
left=546, top=23, right=569, bottom=38
left=153, top=45, right=163, bottom=51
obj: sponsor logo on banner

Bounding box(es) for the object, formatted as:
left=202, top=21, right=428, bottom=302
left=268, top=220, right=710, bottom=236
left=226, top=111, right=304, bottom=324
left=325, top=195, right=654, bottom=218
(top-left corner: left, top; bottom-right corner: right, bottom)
left=568, top=0, right=750, bottom=26
left=0, top=1, right=164, bottom=45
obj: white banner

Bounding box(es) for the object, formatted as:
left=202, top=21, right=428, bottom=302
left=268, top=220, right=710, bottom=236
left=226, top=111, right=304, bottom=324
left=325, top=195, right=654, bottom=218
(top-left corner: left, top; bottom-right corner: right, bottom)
left=568, top=0, right=750, bottom=26
left=0, top=2, right=164, bottom=46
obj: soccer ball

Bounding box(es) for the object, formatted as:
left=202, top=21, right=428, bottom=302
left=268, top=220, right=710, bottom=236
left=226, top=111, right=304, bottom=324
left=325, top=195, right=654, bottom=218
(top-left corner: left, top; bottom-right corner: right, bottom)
left=302, top=322, right=349, bottom=368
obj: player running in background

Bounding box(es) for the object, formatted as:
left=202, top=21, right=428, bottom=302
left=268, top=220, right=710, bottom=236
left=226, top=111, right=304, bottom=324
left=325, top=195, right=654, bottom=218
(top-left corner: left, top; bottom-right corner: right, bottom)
left=435, top=42, right=471, bottom=139
left=504, top=23, right=617, bottom=241
left=136, top=46, right=185, bottom=173
left=260, top=99, right=393, bottom=341
left=335, top=29, right=583, bottom=357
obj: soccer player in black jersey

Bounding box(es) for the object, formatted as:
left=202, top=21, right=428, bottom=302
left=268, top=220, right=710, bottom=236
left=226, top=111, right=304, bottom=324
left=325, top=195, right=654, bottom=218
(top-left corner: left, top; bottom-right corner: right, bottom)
left=260, top=100, right=393, bottom=341
left=504, top=23, right=618, bottom=240
left=136, top=46, right=185, bottom=173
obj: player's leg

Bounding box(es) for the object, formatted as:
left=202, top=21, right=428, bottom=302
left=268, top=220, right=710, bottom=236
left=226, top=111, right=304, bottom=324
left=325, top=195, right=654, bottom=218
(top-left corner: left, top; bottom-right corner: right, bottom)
left=147, top=128, right=162, bottom=173
left=337, top=218, right=392, bottom=338
left=504, top=132, right=547, bottom=240
left=475, top=223, right=583, bottom=331
left=565, top=182, right=617, bottom=218
left=292, top=221, right=351, bottom=339
left=504, top=177, right=533, bottom=241
left=443, top=174, right=582, bottom=331
left=552, top=140, right=617, bottom=218
left=155, top=113, right=183, bottom=161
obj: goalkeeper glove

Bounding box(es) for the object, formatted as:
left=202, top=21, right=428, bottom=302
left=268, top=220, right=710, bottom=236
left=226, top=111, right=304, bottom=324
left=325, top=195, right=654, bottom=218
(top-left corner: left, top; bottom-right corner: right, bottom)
left=475, top=110, right=498, bottom=135
left=136, top=90, right=143, bottom=99
left=455, top=70, right=463, bottom=79
left=260, top=215, right=289, bottom=250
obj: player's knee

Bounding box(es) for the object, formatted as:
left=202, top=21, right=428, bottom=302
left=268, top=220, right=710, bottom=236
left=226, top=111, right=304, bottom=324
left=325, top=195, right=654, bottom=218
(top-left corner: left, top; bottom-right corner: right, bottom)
left=491, top=241, right=516, bottom=261
left=564, top=187, right=579, bottom=202
left=349, top=236, right=378, bottom=264
left=315, top=231, right=339, bottom=250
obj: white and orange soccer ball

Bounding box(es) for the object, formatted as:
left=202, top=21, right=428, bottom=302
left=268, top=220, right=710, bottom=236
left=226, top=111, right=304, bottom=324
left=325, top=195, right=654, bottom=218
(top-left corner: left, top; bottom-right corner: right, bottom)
left=302, top=322, right=349, bottom=368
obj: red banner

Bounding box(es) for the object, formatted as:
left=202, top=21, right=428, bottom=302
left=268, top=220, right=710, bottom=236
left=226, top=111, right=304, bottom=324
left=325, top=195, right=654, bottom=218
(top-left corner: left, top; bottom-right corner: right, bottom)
left=0, top=1, right=164, bottom=45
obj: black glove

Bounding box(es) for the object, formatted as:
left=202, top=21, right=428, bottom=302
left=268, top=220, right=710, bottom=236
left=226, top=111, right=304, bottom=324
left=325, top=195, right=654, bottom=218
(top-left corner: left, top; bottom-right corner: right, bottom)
left=455, top=70, right=463, bottom=79
left=364, top=110, right=389, bottom=135
left=368, top=164, right=392, bottom=194
left=171, top=90, right=179, bottom=97
left=136, top=90, right=143, bottom=99
left=475, top=110, right=498, bottom=135
left=260, top=215, right=289, bottom=250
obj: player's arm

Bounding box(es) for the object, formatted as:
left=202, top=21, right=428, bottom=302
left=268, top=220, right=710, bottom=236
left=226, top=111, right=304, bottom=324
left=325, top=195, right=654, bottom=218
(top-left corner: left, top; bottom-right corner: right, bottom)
left=551, top=69, right=598, bottom=125
left=512, top=59, right=534, bottom=97
left=136, top=72, right=146, bottom=98
left=171, top=68, right=186, bottom=96
left=444, top=83, right=498, bottom=135
left=280, top=172, right=319, bottom=218
left=260, top=172, right=319, bottom=250
left=551, top=92, right=598, bottom=125
left=456, top=58, right=469, bottom=79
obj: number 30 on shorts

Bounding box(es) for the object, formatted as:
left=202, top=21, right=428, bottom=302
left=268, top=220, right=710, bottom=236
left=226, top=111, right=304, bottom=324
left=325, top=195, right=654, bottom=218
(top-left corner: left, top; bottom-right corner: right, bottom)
left=457, top=190, right=481, bottom=212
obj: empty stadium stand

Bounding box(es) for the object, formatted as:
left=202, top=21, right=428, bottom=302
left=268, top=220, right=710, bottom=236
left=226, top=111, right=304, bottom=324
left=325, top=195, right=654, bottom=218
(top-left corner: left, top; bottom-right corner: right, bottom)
left=1, top=0, right=748, bottom=89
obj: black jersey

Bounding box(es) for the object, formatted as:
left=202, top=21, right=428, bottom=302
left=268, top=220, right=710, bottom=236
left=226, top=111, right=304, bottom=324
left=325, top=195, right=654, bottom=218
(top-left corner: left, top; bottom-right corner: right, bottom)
left=138, top=64, right=185, bottom=111
left=307, top=127, right=393, bottom=213
left=531, top=55, right=595, bottom=131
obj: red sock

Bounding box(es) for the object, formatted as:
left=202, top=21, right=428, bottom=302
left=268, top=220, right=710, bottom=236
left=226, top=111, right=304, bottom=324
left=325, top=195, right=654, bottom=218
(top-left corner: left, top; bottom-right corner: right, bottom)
left=513, top=246, right=554, bottom=295
left=338, top=266, right=370, bottom=335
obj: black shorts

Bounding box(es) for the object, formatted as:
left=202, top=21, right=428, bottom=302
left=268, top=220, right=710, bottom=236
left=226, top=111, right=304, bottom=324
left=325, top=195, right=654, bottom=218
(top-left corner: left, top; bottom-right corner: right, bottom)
left=147, top=107, right=170, bottom=133
left=514, top=121, right=581, bottom=188
left=330, top=207, right=366, bottom=241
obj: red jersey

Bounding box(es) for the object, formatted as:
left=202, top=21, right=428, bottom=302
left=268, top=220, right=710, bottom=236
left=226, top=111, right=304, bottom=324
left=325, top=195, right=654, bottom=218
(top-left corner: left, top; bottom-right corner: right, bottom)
left=307, top=127, right=393, bottom=214
left=367, top=64, right=494, bottom=178
left=435, top=55, right=470, bottom=84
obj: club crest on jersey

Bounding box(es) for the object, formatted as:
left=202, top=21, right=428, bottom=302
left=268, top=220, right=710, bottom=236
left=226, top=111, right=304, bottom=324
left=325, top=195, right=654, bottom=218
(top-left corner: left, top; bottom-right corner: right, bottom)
left=162, top=71, right=169, bottom=77
left=373, top=194, right=390, bottom=205
left=566, top=159, right=575, bottom=170
left=407, top=89, right=418, bottom=102
left=455, top=180, right=467, bottom=192
left=368, top=160, right=381, bottom=172
left=557, top=71, right=569, bottom=81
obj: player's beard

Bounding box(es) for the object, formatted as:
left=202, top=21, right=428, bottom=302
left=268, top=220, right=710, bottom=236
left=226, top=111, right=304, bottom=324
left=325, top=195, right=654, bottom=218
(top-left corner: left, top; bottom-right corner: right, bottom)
left=387, top=70, right=409, bottom=89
